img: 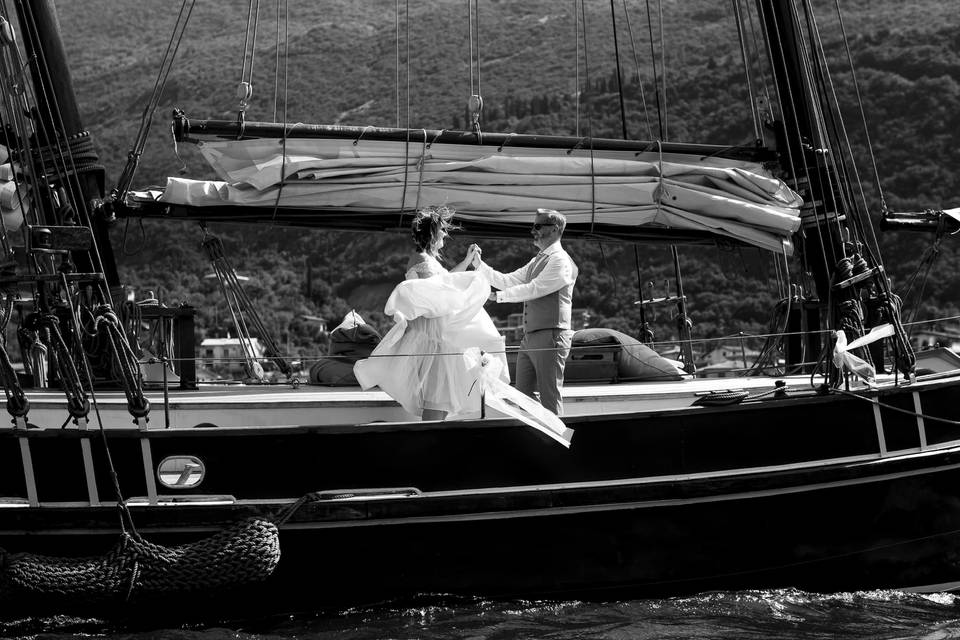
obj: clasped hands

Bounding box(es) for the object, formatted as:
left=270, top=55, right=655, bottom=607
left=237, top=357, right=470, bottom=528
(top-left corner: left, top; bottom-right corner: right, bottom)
left=465, top=244, right=497, bottom=301
left=465, top=243, right=483, bottom=268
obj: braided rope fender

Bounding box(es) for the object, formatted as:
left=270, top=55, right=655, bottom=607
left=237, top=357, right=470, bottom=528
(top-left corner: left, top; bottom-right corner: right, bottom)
left=0, top=518, right=280, bottom=602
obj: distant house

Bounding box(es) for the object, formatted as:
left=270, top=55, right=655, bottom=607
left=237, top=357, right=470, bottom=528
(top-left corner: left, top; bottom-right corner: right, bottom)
left=912, top=327, right=960, bottom=353
left=200, top=335, right=265, bottom=376
left=299, top=315, right=328, bottom=335
left=696, top=343, right=761, bottom=378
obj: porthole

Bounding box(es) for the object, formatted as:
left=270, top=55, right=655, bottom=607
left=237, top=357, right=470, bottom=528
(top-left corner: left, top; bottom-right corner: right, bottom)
left=157, top=455, right=205, bottom=489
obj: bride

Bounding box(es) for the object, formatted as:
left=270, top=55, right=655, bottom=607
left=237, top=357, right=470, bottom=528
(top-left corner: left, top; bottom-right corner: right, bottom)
left=353, top=205, right=508, bottom=421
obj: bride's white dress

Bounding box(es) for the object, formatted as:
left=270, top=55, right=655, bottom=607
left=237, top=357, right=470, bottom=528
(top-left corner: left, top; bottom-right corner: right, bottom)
left=353, top=254, right=509, bottom=419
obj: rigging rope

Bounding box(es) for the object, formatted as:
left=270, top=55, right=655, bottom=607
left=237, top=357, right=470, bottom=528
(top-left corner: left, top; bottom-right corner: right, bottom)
left=575, top=0, right=597, bottom=233
left=574, top=0, right=580, bottom=136
left=114, top=0, right=195, bottom=199
left=757, top=0, right=825, bottom=293
left=799, top=2, right=914, bottom=377
left=656, top=0, right=667, bottom=140
left=92, top=307, right=150, bottom=419
left=466, top=0, right=483, bottom=139
left=790, top=1, right=845, bottom=265
left=833, top=0, right=886, bottom=254
left=415, top=130, right=429, bottom=212
left=398, top=0, right=411, bottom=228
left=803, top=5, right=868, bottom=265
left=57, top=288, right=140, bottom=540
left=732, top=0, right=762, bottom=142
left=643, top=0, right=663, bottom=139
left=3, top=6, right=116, bottom=308
left=899, top=219, right=947, bottom=331
left=749, top=297, right=790, bottom=376
left=30, top=312, right=90, bottom=421
left=0, top=339, right=29, bottom=421
left=467, top=0, right=482, bottom=99
left=743, top=0, right=776, bottom=128
left=609, top=0, right=628, bottom=140
left=474, top=1, right=481, bottom=98
left=201, top=230, right=292, bottom=380
left=620, top=0, right=653, bottom=140
left=272, top=0, right=287, bottom=122
left=33, top=133, right=105, bottom=197
left=0, top=10, right=63, bottom=222
left=239, top=0, right=261, bottom=105
left=468, top=0, right=474, bottom=96
left=269, top=1, right=291, bottom=226
left=395, top=0, right=401, bottom=127
left=0, top=61, right=28, bottom=259
left=0, top=2, right=284, bottom=564
left=749, top=245, right=796, bottom=376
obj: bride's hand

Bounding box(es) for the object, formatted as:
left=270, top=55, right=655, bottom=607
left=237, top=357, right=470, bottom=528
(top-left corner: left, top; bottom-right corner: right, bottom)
left=453, top=245, right=479, bottom=272
left=468, top=244, right=482, bottom=266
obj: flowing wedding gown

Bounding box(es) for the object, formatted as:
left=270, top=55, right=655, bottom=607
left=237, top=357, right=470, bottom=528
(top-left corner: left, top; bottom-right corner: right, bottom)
left=353, top=254, right=509, bottom=419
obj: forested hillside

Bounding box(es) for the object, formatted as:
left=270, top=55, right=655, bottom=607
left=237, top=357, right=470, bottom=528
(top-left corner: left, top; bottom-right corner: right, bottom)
left=54, top=0, right=960, bottom=354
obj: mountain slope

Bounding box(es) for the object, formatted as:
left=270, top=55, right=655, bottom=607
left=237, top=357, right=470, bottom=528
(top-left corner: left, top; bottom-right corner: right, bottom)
left=48, top=0, right=960, bottom=351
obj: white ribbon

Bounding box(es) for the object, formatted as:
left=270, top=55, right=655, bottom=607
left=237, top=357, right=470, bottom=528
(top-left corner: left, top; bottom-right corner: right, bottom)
left=832, top=323, right=895, bottom=385
left=463, top=347, right=574, bottom=448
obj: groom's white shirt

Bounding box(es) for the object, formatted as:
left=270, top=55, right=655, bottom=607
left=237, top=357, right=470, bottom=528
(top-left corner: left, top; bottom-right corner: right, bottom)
left=477, top=241, right=576, bottom=304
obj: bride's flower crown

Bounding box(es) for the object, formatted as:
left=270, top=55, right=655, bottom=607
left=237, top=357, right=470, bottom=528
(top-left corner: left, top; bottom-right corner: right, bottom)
left=412, top=205, right=460, bottom=252
left=418, top=204, right=455, bottom=221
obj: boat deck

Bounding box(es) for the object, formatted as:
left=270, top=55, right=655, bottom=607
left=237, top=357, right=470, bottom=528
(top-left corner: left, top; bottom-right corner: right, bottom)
left=13, top=344, right=960, bottom=431
left=7, top=373, right=839, bottom=430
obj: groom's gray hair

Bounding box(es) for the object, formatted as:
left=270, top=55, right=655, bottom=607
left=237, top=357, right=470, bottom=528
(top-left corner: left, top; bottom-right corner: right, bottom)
left=536, top=208, right=567, bottom=234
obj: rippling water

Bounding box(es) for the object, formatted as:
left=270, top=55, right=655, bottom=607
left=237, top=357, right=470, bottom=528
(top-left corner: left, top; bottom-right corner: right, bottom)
left=5, top=590, right=960, bottom=639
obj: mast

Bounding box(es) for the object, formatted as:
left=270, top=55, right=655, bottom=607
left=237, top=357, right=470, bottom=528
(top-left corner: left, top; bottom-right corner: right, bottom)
left=13, top=0, right=119, bottom=290
left=758, top=0, right=914, bottom=379
left=758, top=0, right=856, bottom=374
left=758, top=0, right=843, bottom=299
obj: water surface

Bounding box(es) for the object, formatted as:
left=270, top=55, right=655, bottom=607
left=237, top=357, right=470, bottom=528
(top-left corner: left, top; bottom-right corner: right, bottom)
left=4, top=589, right=960, bottom=639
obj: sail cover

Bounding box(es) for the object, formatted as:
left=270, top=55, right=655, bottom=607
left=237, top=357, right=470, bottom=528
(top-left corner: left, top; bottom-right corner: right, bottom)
left=142, top=134, right=802, bottom=254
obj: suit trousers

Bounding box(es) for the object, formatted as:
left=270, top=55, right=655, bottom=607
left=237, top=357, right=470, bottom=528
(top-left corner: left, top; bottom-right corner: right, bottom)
left=516, top=328, right=574, bottom=415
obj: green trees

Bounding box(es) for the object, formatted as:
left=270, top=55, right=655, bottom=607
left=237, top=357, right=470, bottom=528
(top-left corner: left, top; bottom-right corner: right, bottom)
left=67, top=1, right=959, bottom=354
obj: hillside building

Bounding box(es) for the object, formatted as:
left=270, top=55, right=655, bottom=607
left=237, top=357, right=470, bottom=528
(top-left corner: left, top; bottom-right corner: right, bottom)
left=200, top=335, right=265, bottom=376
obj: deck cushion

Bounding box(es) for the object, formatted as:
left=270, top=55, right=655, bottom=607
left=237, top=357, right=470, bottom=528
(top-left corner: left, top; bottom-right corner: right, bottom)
left=568, top=328, right=685, bottom=382
left=310, top=321, right=382, bottom=386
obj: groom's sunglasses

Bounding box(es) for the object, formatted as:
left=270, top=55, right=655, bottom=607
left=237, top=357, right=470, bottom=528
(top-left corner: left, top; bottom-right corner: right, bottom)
left=532, top=223, right=557, bottom=230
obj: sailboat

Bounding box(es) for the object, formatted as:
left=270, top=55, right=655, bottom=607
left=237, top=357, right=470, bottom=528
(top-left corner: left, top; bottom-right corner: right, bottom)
left=3, top=0, right=960, bottom=623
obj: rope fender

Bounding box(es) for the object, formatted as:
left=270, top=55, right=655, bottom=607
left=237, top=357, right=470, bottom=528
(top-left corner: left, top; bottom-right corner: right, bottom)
left=0, top=517, right=279, bottom=602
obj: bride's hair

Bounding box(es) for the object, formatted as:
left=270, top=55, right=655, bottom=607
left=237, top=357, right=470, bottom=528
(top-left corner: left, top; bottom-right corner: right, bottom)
left=412, top=205, right=460, bottom=255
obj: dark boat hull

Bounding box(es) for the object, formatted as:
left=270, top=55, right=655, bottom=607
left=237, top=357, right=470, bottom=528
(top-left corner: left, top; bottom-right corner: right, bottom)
left=3, top=376, right=960, bottom=621
left=4, top=447, right=960, bottom=621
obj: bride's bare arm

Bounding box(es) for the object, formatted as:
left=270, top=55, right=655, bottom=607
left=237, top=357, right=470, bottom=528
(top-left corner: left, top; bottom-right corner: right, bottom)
left=450, top=245, right=477, bottom=272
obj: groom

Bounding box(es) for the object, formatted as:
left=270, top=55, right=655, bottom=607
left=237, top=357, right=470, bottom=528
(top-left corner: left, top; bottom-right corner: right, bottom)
left=469, top=209, right=578, bottom=415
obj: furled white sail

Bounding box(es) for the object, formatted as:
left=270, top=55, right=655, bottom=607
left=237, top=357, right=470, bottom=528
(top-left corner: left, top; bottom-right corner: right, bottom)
left=150, top=134, right=802, bottom=254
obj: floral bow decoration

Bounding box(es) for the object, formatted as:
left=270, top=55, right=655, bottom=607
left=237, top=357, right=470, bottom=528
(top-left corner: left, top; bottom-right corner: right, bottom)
left=832, top=323, right=895, bottom=385
left=463, top=347, right=574, bottom=448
